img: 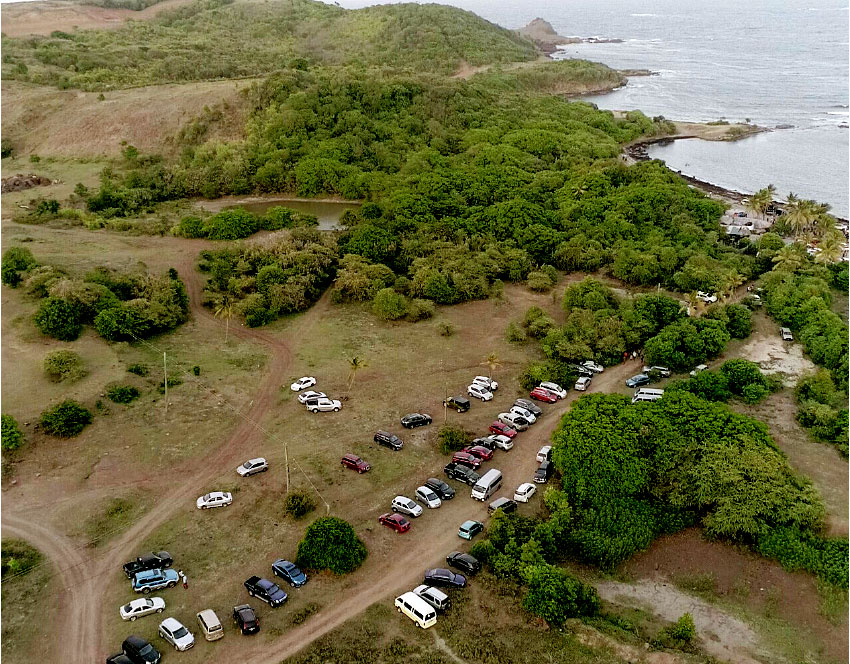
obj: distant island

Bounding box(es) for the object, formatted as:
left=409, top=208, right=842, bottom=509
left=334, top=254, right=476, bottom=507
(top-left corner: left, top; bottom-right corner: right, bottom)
left=517, top=18, right=622, bottom=55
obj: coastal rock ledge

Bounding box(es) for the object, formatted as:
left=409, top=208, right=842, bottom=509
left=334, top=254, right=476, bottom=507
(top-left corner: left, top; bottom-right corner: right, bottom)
left=517, top=18, right=580, bottom=53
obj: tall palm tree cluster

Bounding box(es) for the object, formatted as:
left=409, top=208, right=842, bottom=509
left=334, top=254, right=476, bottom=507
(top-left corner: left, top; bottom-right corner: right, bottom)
left=783, top=193, right=845, bottom=264
left=745, top=185, right=778, bottom=219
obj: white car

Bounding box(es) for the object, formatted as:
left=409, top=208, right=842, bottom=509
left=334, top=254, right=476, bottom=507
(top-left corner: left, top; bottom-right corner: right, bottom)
left=539, top=382, right=567, bottom=399
left=514, top=482, right=537, bottom=503
left=509, top=405, right=536, bottom=424
left=414, top=486, right=442, bottom=509
left=472, top=375, right=498, bottom=391
left=581, top=360, right=604, bottom=373
left=196, top=491, right=233, bottom=509
left=574, top=376, right=591, bottom=392
left=391, top=495, right=423, bottom=518
left=498, top=412, right=529, bottom=431
left=696, top=290, right=718, bottom=304
left=305, top=398, right=342, bottom=413
left=290, top=376, right=317, bottom=392
left=237, top=457, right=268, bottom=477
left=487, top=434, right=513, bottom=451
left=297, top=390, right=326, bottom=404
left=159, top=617, right=195, bottom=651
left=120, top=597, right=165, bottom=621
left=536, top=445, right=552, bottom=463
left=467, top=383, right=494, bottom=401
left=689, top=364, right=708, bottom=377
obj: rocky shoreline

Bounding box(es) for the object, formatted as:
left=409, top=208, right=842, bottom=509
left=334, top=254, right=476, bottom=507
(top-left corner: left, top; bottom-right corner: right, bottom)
left=517, top=18, right=622, bottom=55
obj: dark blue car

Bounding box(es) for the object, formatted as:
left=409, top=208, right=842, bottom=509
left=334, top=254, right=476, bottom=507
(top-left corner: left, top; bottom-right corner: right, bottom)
left=272, top=559, right=308, bottom=587
left=244, top=576, right=288, bottom=607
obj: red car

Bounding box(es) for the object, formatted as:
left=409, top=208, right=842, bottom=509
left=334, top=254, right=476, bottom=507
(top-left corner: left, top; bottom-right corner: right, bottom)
left=462, top=445, right=494, bottom=461
left=529, top=387, right=558, bottom=403
left=489, top=421, right=518, bottom=438
left=341, top=454, right=370, bottom=473
left=451, top=451, right=481, bottom=469
left=378, top=513, right=410, bottom=533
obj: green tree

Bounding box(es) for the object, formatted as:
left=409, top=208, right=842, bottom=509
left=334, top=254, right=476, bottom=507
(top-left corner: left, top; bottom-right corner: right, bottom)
left=213, top=293, right=235, bottom=343
left=1, top=415, right=24, bottom=451
left=295, top=516, right=367, bottom=574
left=34, top=298, right=83, bottom=341
left=522, top=564, right=600, bottom=625
left=43, top=350, right=87, bottom=382
left=372, top=287, right=409, bottom=320
left=346, top=356, right=367, bottom=398
left=39, top=400, right=93, bottom=437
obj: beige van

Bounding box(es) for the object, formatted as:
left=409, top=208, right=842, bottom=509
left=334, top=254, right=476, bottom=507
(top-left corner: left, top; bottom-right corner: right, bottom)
left=196, top=609, right=224, bottom=641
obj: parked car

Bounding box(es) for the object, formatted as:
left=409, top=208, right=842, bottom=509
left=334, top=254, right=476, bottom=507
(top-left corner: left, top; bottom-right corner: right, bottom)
left=539, top=382, right=567, bottom=399
left=625, top=374, right=650, bottom=388
left=244, top=576, right=288, bottom=607
left=272, top=559, right=307, bottom=587
left=443, top=396, right=470, bottom=412
left=642, top=365, right=671, bottom=378
left=472, top=375, right=498, bottom=391
left=780, top=327, right=794, bottom=341
left=415, top=486, right=442, bottom=509
left=232, top=604, right=260, bottom=635
left=574, top=376, right=592, bottom=391
left=413, top=585, right=451, bottom=612
left=290, top=376, right=317, bottom=392
left=196, top=491, right=232, bottom=509
left=697, top=290, right=718, bottom=303
left=571, top=364, right=595, bottom=377
left=475, top=434, right=513, bottom=451
left=401, top=413, right=432, bottom=429
left=132, top=569, right=179, bottom=594
left=443, top=463, right=480, bottom=485
left=497, top=412, right=529, bottom=431
left=462, top=445, right=494, bottom=461
left=452, top=451, right=481, bottom=469
left=374, top=430, right=404, bottom=450
left=425, top=477, right=456, bottom=500
left=106, top=653, right=135, bottom=664
left=488, top=497, right=518, bottom=515
left=489, top=421, right=517, bottom=438
left=120, top=597, right=166, bottom=621
left=446, top=551, right=481, bottom=575
left=534, top=460, right=553, bottom=484
left=513, top=398, right=542, bottom=417
left=236, top=457, right=268, bottom=476
left=158, top=617, right=195, bottom=651
left=467, top=383, right=494, bottom=401
left=122, top=635, right=161, bottom=664
left=341, top=453, right=370, bottom=473
left=514, top=482, right=537, bottom=503
left=378, top=512, right=411, bottom=533
left=509, top=405, right=536, bottom=424
left=471, top=436, right=496, bottom=450
left=424, top=568, right=466, bottom=589
left=123, top=552, right=173, bottom=578
left=305, top=397, right=341, bottom=413
left=689, top=364, right=708, bottom=377
left=581, top=360, right=604, bottom=373
left=297, top=390, right=326, bottom=404
left=392, top=495, right=423, bottom=517
left=196, top=609, right=224, bottom=642
left=536, top=445, right=552, bottom=463
left=529, top=387, right=558, bottom=403
left=457, top=520, right=484, bottom=540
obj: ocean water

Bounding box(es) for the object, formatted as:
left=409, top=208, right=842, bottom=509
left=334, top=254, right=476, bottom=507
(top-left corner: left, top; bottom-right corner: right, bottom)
left=335, top=0, right=849, bottom=216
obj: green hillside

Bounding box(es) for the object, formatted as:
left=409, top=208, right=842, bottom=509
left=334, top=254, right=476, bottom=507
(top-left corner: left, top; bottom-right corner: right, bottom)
left=1, top=0, right=539, bottom=90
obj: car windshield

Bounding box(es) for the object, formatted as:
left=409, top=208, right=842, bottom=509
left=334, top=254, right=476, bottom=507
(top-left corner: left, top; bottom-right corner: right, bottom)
left=203, top=493, right=211, bottom=501
left=123, top=603, right=133, bottom=611
left=242, top=461, right=252, bottom=468
left=138, top=645, right=153, bottom=656
left=173, top=626, right=188, bottom=639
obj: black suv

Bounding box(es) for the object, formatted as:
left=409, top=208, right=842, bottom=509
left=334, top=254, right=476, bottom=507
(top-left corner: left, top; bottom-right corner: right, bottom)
left=446, top=551, right=480, bottom=575
left=244, top=576, right=288, bottom=607
left=444, top=463, right=479, bottom=486
left=374, top=430, right=404, bottom=451
left=106, top=655, right=134, bottom=664
left=425, top=477, right=456, bottom=500
left=122, top=551, right=173, bottom=578
left=233, top=604, right=260, bottom=634
left=513, top=399, right=542, bottom=417
left=471, top=436, right=496, bottom=451
left=424, top=568, right=466, bottom=588
left=401, top=413, right=432, bottom=429
left=534, top=460, right=553, bottom=484
left=122, top=636, right=161, bottom=664
left=571, top=364, right=595, bottom=378
left=443, top=396, right=470, bottom=413
left=488, top=497, right=518, bottom=515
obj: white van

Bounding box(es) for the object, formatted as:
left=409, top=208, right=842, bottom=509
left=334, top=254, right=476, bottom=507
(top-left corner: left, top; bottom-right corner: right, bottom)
left=471, top=469, right=502, bottom=501
left=395, top=592, right=437, bottom=629
left=632, top=388, right=664, bottom=404
left=196, top=609, right=223, bottom=641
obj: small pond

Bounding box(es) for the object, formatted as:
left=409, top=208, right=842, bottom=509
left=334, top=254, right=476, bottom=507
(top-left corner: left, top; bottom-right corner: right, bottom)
left=231, top=199, right=361, bottom=231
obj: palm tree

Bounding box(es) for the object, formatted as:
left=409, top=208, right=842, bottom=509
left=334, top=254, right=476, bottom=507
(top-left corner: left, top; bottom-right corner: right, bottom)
left=815, top=232, right=844, bottom=264
left=685, top=292, right=700, bottom=317
left=784, top=193, right=806, bottom=238
left=720, top=272, right=745, bottom=302
left=346, top=356, right=367, bottom=398
left=481, top=352, right=502, bottom=381
left=772, top=245, right=804, bottom=272
left=213, top=293, right=235, bottom=343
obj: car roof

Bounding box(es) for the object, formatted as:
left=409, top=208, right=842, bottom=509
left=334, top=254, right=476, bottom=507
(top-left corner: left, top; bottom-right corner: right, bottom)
left=124, top=636, right=148, bottom=647
left=460, top=520, right=480, bottom=528
left=161, top=617, right=183, bottom=630
left=518, top=482, right=535, bottom=490
left=197, top=609, right=219, bottom=622
left=248, top=457, right=265, bottom=464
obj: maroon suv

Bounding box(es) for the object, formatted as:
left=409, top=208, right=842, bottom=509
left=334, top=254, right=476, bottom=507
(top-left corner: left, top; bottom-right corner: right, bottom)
left=462, top=445, right=494, bottom=461
left=451, top=451, right=481, bottom=469
left=341, top=454, right=370, bottom=473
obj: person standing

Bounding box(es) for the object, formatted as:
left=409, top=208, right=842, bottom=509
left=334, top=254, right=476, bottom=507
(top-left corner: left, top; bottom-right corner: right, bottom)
left=179, top=569, right=188, bottom=589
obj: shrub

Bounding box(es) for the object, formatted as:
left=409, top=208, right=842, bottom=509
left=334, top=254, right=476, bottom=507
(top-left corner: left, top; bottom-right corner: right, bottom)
left=438, top=425, right=470, bottom=455
left=295, top=516, right=367, bottom=574
left=522, top=564, right=600, bottom=625
left=106, top=385, right=140, bottom=404
left=39, top=400, right=93, bottom=437
left=405, top=298, right=435, bottom=322
left=506, top=321, right=527, bottom=343
left=1, top=415, right=24, bottom=451
left=656, top=613, right=696, bottom=648
left=34, top=297, right=83, bottom=341
left=756, top=526, right=848, bottom=587
left=667, top=371, right=731, bottom=402
left=43, top=350, right=87, bottom=382
left=372, top=287, right=409, bottom=321
left=192, top=365, right=200, bottom=376
left=527, top=270, right=554, bottom=292
left=1, top=540, right=42, bottom=579
left=283, top=490, right=316, bottom=519
left=127, top=363, right=149, bottom=376
left=720, top=359, right=771, bottom=402
left=2, top=247, right=37, bottom=287
left=724, top=304, right=752, bottom=339
left=202, top=208, right=259, bottom=240
left=175, top=215, right=206, bottom=238
left=157, top=377, right=182, bottom=394
left=261, top=206, right=296, bottom=230
left=437, top=322, right=455, bottom=337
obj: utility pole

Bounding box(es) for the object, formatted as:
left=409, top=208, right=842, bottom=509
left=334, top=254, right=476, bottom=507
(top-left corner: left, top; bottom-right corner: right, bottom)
left=284, top=440, right=290, bottom=495
left=163, top=352, right=168, bottom=414
left=442, top=358, right=448, bottom=425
